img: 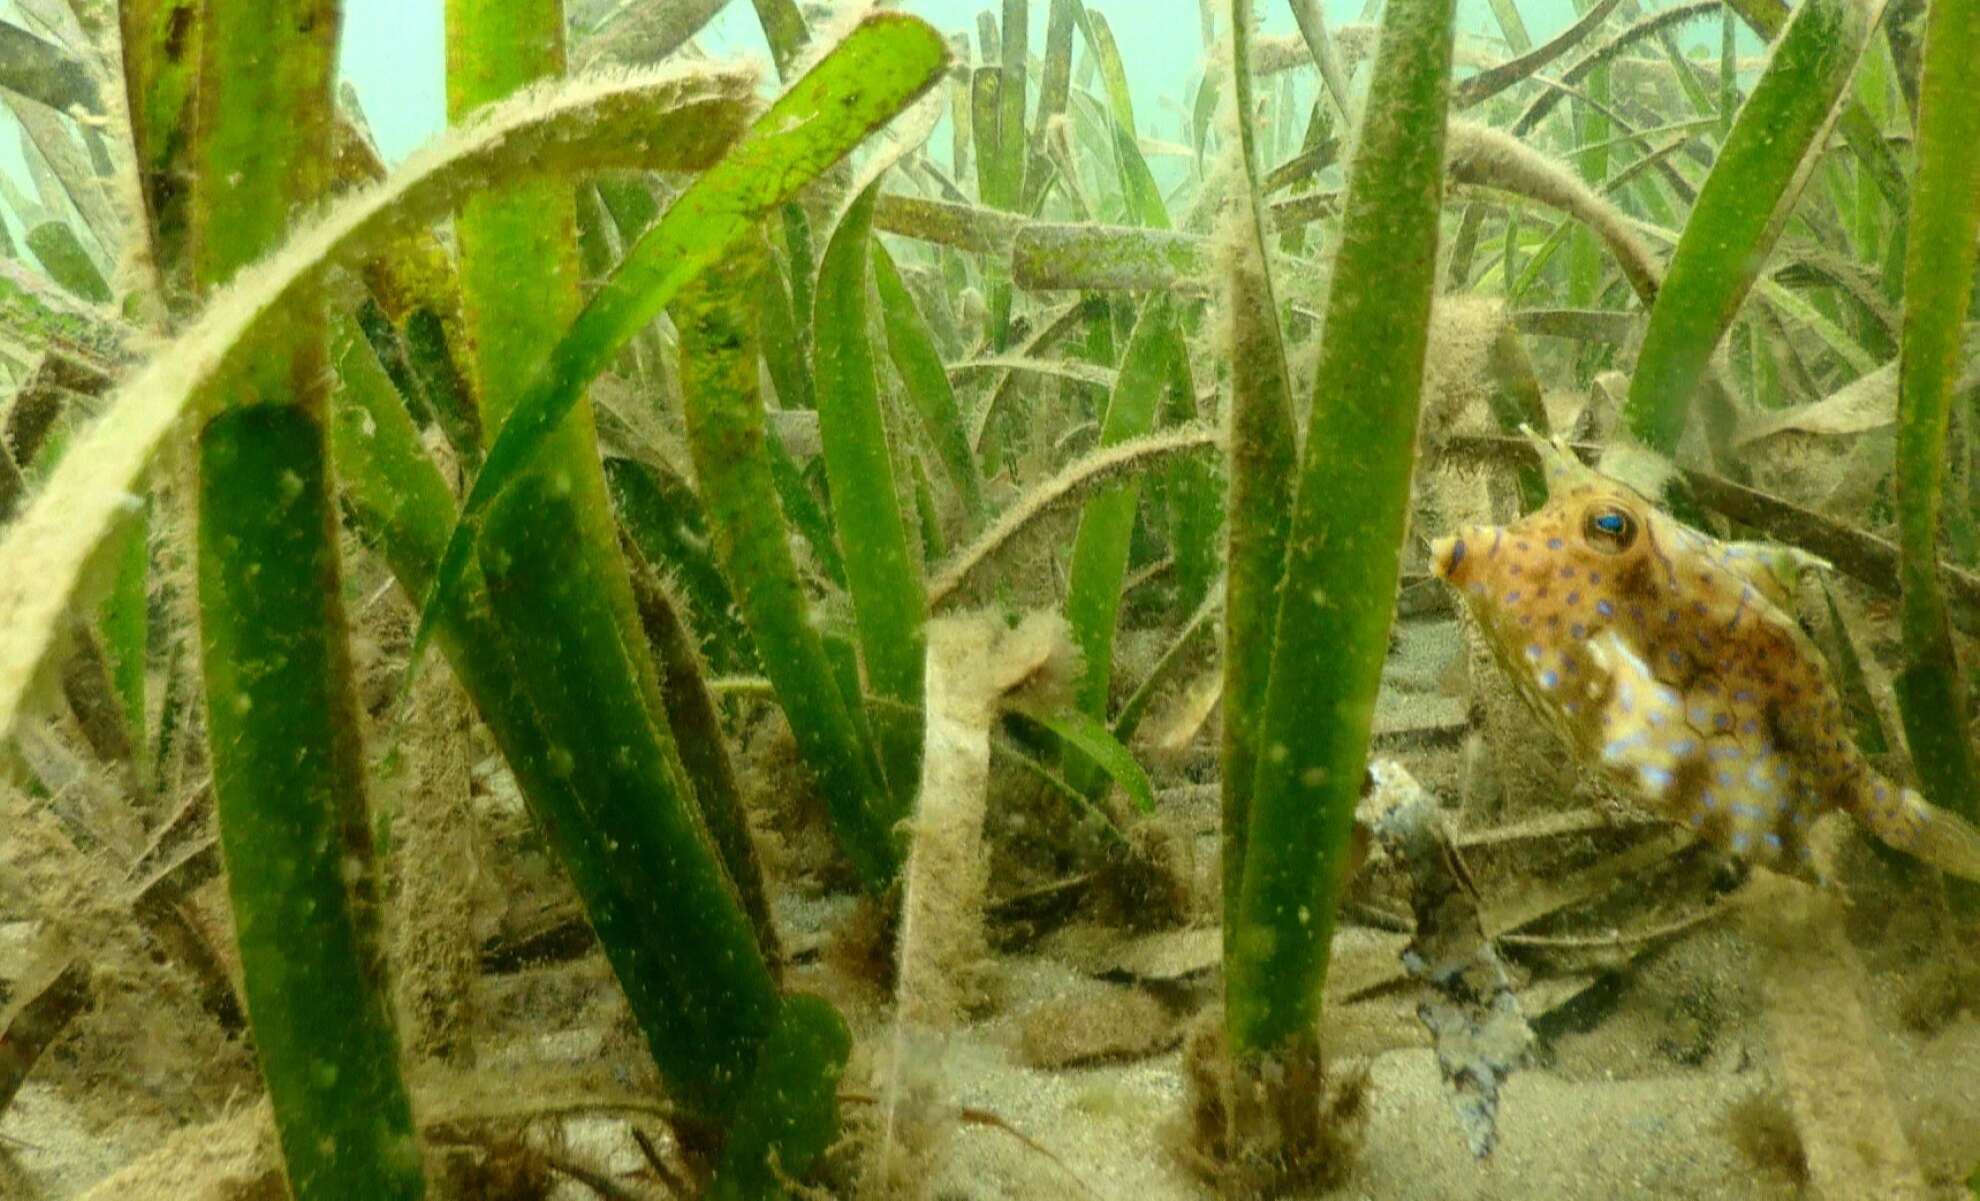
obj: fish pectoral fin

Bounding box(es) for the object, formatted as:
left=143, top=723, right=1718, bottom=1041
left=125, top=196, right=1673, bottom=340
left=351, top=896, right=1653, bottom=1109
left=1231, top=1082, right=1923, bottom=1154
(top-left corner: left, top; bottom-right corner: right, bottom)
left=1587, top=632, right=1683, bottom=801
left=1587, top=631, right=1796, bottom=860
left=1719, top=541, right=1832, bottom=612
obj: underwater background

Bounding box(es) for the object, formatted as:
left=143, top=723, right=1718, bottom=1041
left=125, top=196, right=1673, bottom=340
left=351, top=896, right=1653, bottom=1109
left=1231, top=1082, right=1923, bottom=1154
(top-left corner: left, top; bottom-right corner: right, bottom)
left=335, top=1, right=1756, bottom=162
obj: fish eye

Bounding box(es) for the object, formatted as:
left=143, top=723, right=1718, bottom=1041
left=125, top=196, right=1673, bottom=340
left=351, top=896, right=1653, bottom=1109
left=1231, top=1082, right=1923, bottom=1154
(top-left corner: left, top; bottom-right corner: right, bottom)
left=1582, top=506, right=1637, bottom=553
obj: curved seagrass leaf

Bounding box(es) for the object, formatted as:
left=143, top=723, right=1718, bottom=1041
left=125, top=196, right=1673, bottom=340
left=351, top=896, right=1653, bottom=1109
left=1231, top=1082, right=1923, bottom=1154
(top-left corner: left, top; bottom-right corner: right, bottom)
left=408, top=13, right=951, bottom=692
left=0, top=61, right=758, bottom=740
left=1618, top=0, right=1883, bottom=458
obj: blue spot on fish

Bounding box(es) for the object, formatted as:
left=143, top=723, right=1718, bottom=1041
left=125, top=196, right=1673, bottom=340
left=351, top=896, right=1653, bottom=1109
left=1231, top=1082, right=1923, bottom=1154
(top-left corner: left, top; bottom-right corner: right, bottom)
left=1539, top=669, right=1560, bottom=690
left=1597, top=599, right=1615, bottom=617
left=1604, top=732, right=1648, bottom=760
left=1547, top=537, right=1563, bottom=550
left=1726, top=586, right=1751, bottom=633
left=1639, top=765, right=1674, bottom=793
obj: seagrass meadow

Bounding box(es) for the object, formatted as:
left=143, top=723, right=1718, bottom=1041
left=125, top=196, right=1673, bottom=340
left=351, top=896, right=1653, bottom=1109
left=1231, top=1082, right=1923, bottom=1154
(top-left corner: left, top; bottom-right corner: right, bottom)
left=2, top=0, right=1980, bottom=1198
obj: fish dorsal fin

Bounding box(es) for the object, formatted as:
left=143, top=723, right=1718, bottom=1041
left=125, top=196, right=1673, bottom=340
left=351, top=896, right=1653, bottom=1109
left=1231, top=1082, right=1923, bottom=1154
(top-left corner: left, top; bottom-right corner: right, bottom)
left=1712, top=541, right=1830, bottom=613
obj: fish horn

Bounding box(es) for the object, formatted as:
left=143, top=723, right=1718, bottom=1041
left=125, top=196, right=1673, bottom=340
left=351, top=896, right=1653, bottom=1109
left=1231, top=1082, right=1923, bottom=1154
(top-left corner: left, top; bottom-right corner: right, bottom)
left=1518, top=423, right=1597, bottom=501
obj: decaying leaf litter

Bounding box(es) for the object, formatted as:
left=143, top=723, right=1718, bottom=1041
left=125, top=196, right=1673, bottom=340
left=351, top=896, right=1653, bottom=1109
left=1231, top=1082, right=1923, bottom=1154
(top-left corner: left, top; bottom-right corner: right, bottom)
left=2, top=0, right=1979, bottom=1199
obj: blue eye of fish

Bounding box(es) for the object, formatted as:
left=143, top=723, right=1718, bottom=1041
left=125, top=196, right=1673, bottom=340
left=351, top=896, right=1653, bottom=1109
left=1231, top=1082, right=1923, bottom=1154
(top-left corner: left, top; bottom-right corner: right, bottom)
left=1582, top=506, right=1638, bottom=551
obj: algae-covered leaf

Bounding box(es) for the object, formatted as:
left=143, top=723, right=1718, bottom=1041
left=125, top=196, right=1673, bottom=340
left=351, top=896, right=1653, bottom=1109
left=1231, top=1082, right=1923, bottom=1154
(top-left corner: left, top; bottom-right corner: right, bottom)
left=1452, top=0, right=1622, bottom=111
left=1221, top=0, right=1301, bottom=931
left=1891, top=0, right=1980, bottom=840
left=199, top=407, right=422, bottom=1201
left=1816, top=582, right=1890, bottom=758
left=1620, top=0, right=1882, bottom=458
left=0, top=61, right=758, bottom=739
left=814, top=180, right=928, bottom=811
left=1063, top=297, right=1180, bottom=760
left=604, top=456, right=758, bottom=675
left=410, top=14, right=951, bottom=687
left=677, top=241, right=902, bottom=894
left=481, top=468, right=781, bottom=1120
left=1226, top=0, right=1457, bottom=1058
left=873, top=239, right=984, bottom=520
left=25, top=221, right=109, bottom=304
left=928, top=426, right=1219, bottom=607
left=704, top=995, right=851, bottom=1200
left=1014, top=703, right=1156, bottom=814
left=1013, top=222, right=1206, bottom=292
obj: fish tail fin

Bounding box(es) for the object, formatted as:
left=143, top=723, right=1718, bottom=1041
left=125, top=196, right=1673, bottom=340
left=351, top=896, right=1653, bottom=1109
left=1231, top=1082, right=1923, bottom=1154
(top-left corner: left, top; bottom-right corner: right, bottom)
left=1853, top=778, right=1980, bottom=882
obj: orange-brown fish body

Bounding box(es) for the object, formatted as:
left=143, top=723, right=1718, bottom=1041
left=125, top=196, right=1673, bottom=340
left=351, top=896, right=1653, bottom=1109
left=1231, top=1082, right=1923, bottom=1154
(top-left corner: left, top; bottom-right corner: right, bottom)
left=1430, top=432, right=1980, bottom=883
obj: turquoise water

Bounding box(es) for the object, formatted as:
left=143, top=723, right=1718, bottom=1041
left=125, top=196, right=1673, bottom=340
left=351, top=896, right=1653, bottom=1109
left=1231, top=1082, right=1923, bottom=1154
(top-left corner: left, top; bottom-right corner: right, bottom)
left=0, top=0, right=1756, bottom=292
left=335, top=0, right=1715, bottom=165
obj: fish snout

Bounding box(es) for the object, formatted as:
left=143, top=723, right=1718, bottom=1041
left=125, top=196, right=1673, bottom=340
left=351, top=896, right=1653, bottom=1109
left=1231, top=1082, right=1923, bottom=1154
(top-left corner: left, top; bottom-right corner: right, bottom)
left=1430, top=528, right=1481, bottom=584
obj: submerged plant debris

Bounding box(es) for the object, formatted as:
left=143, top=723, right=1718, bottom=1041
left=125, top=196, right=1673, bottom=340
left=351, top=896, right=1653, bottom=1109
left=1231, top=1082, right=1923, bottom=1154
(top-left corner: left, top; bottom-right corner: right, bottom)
left=1366, top=758, right=1532, bottom=1159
